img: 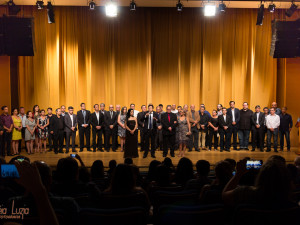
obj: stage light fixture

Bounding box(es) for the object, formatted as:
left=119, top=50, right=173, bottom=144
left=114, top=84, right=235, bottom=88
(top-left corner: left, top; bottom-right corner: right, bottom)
left=256, top=3, right=264, bottom=26
left=89, top=0, right=96, bottom=10
left=268, top=2, right=276, bottom=13
left=130, top=1, right=136, bottom=11
left=204, top=5, right=216, bottom=17
left=47, top=1, right=55, bottom=24
left=36, top=1, right=44, bottom=9
left=105, top=1, right=118, bottom=17
left=219, top=2, right=226, bottom=12
left=7, top=0, right=21, bottom=15
left=176, top=0, right=183, bottom=11
left=285, top=1, right=298, bottom=17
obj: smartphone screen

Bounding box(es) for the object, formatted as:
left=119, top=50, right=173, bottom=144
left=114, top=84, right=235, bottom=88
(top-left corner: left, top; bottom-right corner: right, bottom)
left=70, top=154, right=76, bottom=158
left=1, top=164, right=20, bottom=178
left=17, top=158, right=25, bottom=162
left=246, top=160, right=263, bottom=170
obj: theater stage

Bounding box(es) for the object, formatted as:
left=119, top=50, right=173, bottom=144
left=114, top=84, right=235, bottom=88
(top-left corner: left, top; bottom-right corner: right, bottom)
left=5, top=147, right=299, bottom=169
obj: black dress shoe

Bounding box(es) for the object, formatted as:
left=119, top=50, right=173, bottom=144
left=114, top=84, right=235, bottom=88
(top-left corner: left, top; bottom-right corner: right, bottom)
left=163, top=154, right=167, bottom=157
left=112, top=149, right=116, bottom=152
left=87, top=149, right=92, bottom=152
left=72, top=149, right=77, bottom=152
left=220, top=149, right=224, bottom=152
left=151, top=155, right=156, bottom=158
left=54, top=151, right=58, bottom=154
left=195, top=149, right=200, bottom=152
left=93, top=149, right=96, bottom=152
left=105, top=149, right=110, bottom=152
left=188, top=149, right=192, bottom=152
left=266, top=149, right=271, bottom=152
left=98, top=149, right=104, bottom=152
left=251, top=149, right=255, bottom=152
left=79, top=149, right=83, bottom=152
left=143, top=155, right=147, bottom=158
left=65, top=151, right=69, bottom=154
left=48, top=149, right=53, bottom=152
left=233, top=147, right=238, bottom=150
left=58, top=150, right=63, bottom=154
left=260, top=149, right=264, bottom=152
left=274, top=149, right=278, bottom=153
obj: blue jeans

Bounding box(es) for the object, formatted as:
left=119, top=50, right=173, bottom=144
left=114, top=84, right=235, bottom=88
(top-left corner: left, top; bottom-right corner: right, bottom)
left=267, top=128, right=278, bottom=151
left=280, top=130, right=290, bottom=150
left=238, top=129, right=250, bottom=149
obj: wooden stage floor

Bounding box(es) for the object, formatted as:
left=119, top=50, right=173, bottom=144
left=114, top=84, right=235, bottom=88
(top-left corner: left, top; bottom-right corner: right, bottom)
left=5, top=147, right=299, bottom=169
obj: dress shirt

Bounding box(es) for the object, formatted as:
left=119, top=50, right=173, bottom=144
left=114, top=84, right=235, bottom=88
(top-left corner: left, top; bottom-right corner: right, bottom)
left=223, top=115, right=227, bottom=121
left=82, top=110, right=86, bottom=125
left=133, top=110, right=139, bottom=118
left=70, top=114, right=74, bottom=127
left=256, top=113, right=259, bottom=124
left=266, top=114, right=280, bottom=129
left=279, top=113, right=293, bottom=132
left=95, top=111, right=99, bottom=123
left=110, top=111, right=113, bottom=119
left=18, top=113, right=27, bottom=127
left=217, top=110, right=223, bottom=116
left=232, top=109, right=235, bottom=122
left=0, top=114, right=13, bottom=129
left=148, top=112, right=153, bottom=129
left=171, top=109, right=178, bottom=114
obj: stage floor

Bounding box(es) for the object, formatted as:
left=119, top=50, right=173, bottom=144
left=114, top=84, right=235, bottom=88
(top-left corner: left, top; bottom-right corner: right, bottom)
left=5, top=147, right=299, bottom=169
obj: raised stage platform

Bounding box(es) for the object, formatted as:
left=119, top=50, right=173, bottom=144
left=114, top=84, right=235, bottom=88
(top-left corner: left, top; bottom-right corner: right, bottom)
left=5, top=147, right=299, bottom=169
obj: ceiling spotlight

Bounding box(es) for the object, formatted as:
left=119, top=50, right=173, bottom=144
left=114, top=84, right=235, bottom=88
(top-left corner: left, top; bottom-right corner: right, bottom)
left=204, top=5, right=216, bottom=17
left=89, top=0, right=96, bottom=10
left=219, top=2, right=226, bottom=12
left=105, top=1, right=117, bottom=17
left=268, top=3, right=276, bottom=13
left=285, top=2, right=298, bottom=17
left=130, top=1, right=136, bottom=11
left=47, top=1, right=55, bottom=24
left=176, top=0, right=183, bottom=12
left=8, top=0, right=21, bottom=15
left=256, top=3, right=264, bottom=26
left=36, top=1, right=44, bottom=9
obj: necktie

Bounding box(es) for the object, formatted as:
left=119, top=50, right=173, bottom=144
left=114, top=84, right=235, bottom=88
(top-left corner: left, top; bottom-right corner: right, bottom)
left=83, top=110, right=86, bottom=124
left=168, top=113, right=170, bottom=123
left=110, top=111, right=113, bottom=119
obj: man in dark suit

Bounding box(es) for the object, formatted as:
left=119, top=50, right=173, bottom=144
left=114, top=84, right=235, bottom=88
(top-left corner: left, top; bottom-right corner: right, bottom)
left=47, top=107, right=54, bottom=152
left=137, top=105, right=147, bottom=152
left=227, top=101, right=240, bottom=150
left=155, top=106, right=164, bottom=151
left=141, top=104, right=160, bottom=158
left=104, top=105, right=118, bottom=152
left=91, top=104, right=104, bottom=152
left=218, top=107, right=232, bottom=152
left=49, top=108, right=64, bottom=154
left=64, top=106, right=77, bottom=153
left=77, top=103, right=91, bottom=152
left=161, top=105, right=178, bottom=157
left=251, top=105, right=265, bottom=152
left=100, top=103, right=106, bottom=148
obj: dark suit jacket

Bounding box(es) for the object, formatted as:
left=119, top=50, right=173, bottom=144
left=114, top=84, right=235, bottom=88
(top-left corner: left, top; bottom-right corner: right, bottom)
left=104, top=111, right=118, bottom=130
left=251, top=112, right=265, bottom=128
left=64, top=113, right=77, bottom=133
left=49, top=115, right=64, bottom=133
left=90, top=112, right=104, bottom=129
left=141, top=111, right=160, bottom=131
left=161, top=112, right=178, bottom=135
left=218, top=114, right=232, bottom=132
left=199, top=113, right=209, bottom=131
left=226, top=108, right=240, bottom=125
left=137, top=112, right=145, bottom=129
left=77, top=110, right=91, bottom=127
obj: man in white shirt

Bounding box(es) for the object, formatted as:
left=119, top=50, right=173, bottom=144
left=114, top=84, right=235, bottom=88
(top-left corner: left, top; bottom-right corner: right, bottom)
left=171, top=104, right=178, bottom=114
left=64, top=106, right=78, bottom=153
left=266, top=107, right=280, bottom=152
left=130, top=103, right=139, bottom=118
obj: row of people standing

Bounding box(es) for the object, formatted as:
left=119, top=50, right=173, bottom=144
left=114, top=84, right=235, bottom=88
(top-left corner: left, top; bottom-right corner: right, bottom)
left=0, top=101, right=294, bottom=157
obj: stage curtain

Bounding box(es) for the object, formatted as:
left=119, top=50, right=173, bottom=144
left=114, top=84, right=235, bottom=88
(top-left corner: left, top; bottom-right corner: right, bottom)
left=15, top=6, right=277, bottom=112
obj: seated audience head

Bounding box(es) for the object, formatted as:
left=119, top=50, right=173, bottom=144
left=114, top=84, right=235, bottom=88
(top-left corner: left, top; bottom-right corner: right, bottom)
left=108, top=164, right=136, bottom=195
left=147, top=160, right=161, bottom=181
left=155, top=165, right=171, bottom=187
left=224, top=158, right=237, bottom=172
left=124, top=157, right=133, bottom=165
left=109, top=159, right=117, bottom=170
left=91, top=160, right=105, bottom=179
left=175, top=157, right=194, bottom=185
left=196, top=160, right=210, bottom=177
left=214, top=160, right=233, bottom=186
left=56, top=157, right=79, bottom=182
left=294, top=156, right=300, bottom=169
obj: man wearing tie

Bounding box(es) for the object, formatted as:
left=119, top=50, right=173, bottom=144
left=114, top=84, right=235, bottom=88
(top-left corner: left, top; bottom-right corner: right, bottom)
left=77, top=103, right=91, bottom=152
left=218, top=107, right=232, bottom=152
left=251, top=105, right=265, bottom=152
left=104, top=105, right=118, bottom=152
left=91, top=104, right=104, bottom=152
left=161, top=105, right=178, bottom=157
left=64, top=106, right=77, bottom=153
left=141, top=104, right=159, bottom=158
left=155, top=106, right=164, bottom=151
left=227, top=101, right=240, bottom=150
left=49, top=108, right=64, bottom=154
left=100, top=103, right=106, bottom=148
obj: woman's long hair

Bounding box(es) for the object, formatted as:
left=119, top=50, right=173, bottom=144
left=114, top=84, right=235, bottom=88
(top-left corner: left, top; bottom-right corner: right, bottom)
left=126, top=109, right=133, bottom=122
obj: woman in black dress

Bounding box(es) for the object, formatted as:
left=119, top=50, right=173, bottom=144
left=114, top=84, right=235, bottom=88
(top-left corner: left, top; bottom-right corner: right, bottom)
left=124, top=109, right=139, bottom=158
left=208, top=110, right=219, bottom=151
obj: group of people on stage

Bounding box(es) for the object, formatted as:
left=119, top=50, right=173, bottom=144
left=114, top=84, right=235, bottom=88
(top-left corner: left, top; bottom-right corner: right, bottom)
left=0, top=101, right=296, bottom=158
